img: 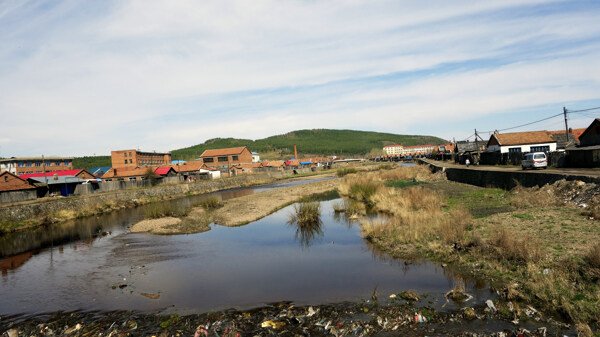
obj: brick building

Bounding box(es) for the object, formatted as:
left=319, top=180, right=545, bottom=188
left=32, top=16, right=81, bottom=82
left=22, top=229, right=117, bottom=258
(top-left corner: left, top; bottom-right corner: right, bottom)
left=0, top=171, right=37, bottom=203
left=200, top=147, right=253, bottom=174
left=111, top=149, right=171, bottom=168
left=0, top=157, right=73, bottom=176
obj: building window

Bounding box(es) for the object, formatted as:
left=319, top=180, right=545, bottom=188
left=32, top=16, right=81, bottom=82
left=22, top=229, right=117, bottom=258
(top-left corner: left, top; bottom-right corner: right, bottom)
left=124, top=153, right=127, bottom=157
left=18, top=162, right=24, bottom=167
left=26, top=162, right=32, bottom=167
left=508, top=148, right=521, bottom=153
left=531, top=146, right=550, bottom=153
left=129, top=159, right=132, bottom=164
left=129, top=177, right=136, bottom=181
left=4, top=176, right=7, bottom=182
left=36, top=162, right=41, bottom=167
left=232, top=156, right=239, bottom=161
left=124, top=160, right=128, bottom=164
left=218, top=156, right=228, bottom=162
left=204, top=158, right=214, bottom=163
left=129, top=152, right=132, bottom=156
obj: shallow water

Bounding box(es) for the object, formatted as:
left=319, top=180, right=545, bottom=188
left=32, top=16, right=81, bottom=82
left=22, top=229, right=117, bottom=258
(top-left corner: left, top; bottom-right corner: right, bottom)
left=0, top=194, right=492, bottom=319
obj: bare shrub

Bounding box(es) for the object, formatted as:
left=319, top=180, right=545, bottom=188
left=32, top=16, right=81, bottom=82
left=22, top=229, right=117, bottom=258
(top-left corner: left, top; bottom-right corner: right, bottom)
left=493, top=227, right=544, bottom=263
left=587, top=243, right=600, bottom=268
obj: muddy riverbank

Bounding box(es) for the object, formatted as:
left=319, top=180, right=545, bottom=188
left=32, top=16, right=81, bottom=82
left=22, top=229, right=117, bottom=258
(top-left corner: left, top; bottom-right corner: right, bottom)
left=130, top=178, right=339, bottom=234
left=1, top=299, right=574, bottom=337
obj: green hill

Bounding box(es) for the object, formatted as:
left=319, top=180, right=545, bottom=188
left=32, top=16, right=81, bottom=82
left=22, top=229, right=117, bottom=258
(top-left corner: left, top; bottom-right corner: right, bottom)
left=73, top=129, right=446, bottom=169
left=171, top=129, right=447, bottom=161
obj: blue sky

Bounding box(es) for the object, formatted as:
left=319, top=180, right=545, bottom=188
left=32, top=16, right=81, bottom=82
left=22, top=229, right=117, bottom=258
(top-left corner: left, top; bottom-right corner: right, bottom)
left=1, top=0, right=600, bottom=157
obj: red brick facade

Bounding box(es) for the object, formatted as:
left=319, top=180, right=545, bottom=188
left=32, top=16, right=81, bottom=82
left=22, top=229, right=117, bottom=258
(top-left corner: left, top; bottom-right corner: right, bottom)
left=200, top=147, right=253, bottom=170
left=0, top=157, right=73, bottom=176
left=0, top=172, right=36, bottom=192
left=111, top=149, right=171, bottom=168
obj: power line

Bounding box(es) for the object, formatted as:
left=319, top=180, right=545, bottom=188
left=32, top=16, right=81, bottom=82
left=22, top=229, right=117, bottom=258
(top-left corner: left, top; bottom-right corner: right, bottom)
left=480, top=112, right=563, bottom=134
left=566, top=106, right=600, bottom=113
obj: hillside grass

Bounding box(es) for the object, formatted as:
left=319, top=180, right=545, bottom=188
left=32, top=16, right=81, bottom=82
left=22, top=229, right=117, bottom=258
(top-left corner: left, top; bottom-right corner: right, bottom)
left=171, top=129, right=446, bottom=161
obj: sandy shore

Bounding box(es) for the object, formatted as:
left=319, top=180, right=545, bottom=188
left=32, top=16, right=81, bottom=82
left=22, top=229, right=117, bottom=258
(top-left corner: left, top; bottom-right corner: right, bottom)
left=130, top=177, right=339, bottom=234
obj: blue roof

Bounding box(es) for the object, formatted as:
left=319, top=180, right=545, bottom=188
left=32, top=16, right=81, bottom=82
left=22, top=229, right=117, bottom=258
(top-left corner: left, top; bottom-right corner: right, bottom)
left=90, top=167, right=111, bottom=175
left=172, top=160, right=187, bottom=164
left=251, top=152, right=259, bottom=155
left=300, top=161, right=312, bottom=165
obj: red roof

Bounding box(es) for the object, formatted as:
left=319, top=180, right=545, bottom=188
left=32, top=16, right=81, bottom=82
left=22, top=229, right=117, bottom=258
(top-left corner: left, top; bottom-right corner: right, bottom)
left=20, top=169, right=83, bottom=180
left=155, top=167, right=174, bottom=175
left=200, top=147, right=247, bottom=157
left=0, top=172, right=36, bottom=192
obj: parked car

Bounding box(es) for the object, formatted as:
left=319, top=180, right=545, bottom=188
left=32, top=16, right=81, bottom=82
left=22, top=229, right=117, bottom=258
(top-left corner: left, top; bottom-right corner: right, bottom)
left=522, top=152, right=548, bottom=170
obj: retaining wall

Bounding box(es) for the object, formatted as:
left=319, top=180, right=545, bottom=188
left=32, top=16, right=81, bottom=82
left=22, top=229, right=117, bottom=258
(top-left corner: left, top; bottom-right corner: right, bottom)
left=0, top=190, right=37, bottom=204
left=422, top=160, right=600, bottom=190
left=0, top=172, right=295, bottom=224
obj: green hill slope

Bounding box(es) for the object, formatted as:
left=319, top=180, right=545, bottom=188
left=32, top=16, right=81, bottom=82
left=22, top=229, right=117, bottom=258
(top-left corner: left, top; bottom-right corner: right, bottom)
left=172, top=129, right=446, bottom=160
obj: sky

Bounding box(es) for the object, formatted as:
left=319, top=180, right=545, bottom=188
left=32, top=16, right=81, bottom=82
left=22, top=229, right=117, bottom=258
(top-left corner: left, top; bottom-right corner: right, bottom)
left=1, top=0, right=600, bottom=157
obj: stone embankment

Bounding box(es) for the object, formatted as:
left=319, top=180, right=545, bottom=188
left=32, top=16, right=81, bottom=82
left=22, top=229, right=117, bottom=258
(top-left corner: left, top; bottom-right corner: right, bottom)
left=420, top=159, right=600, bottom=189
left=0, top=173, right=287, bottom=231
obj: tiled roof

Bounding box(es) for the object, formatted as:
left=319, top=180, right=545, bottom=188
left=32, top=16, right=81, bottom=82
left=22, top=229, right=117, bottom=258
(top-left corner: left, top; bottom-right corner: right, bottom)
left=548, top=128, right=586, bottom=142
left=172, top=160, right=204, bottom=172
left=251, top=163, right=262, bottom=168
left=101, top=167, right=151, bottom=179
left=20, top=169, right=85, bottom=180
left=155, top=167, right=174, bottom=175
left=492, top=131, right=555, bottom=146
left=0, top=172, right=36, bottom=192
left=266, top=160, right=285, bottom=167
left=200, top=147, right=247, bottom=157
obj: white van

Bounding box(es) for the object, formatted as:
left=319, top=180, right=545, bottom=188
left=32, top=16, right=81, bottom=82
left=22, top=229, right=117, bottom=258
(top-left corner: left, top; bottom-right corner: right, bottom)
left=521, top=152, right=548, bottom=170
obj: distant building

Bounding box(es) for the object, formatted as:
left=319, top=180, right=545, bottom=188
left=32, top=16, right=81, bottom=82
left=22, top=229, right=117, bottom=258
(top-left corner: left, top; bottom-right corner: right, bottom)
left=19, top=169, right=95, bottom=181
left=200, top=147, right=253, bottom=175
left=0, top=157, right=73, bottom=176
left=400, top=145, right=436, bottom=156
left=383, top=145, right=403, bottom=156
left=111, top=149, right=171, bottom=169
left=251, top=152, right=260, bottom=163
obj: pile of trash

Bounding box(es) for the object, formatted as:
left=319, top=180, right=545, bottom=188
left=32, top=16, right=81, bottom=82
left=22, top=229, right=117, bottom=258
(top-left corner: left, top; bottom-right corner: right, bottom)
left=1, top=299, right=570, bottom=337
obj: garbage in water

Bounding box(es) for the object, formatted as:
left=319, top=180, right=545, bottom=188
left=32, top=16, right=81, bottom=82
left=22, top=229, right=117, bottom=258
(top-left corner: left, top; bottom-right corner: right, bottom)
left=485, top=299, right=497, bottom=313
left=140, top=292, right=160, bottom=299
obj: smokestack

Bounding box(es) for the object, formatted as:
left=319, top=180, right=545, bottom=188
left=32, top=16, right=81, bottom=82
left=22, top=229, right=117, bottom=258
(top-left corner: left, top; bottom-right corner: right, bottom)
left=294, top=144, right=298, bottom=160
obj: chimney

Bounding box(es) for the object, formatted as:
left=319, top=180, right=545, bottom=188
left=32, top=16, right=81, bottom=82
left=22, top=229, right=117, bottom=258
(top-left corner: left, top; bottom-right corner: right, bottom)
left=294, top=144, right=298, bottom=160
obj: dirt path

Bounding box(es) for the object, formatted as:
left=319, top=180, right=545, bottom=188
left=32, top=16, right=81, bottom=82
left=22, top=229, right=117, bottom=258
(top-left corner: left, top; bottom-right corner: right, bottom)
left=130, top=178, right=339, bottom=234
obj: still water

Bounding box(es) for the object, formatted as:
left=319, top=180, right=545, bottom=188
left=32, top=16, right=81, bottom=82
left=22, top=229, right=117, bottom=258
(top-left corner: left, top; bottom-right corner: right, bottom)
left=0, top=178, right=490, bottom=319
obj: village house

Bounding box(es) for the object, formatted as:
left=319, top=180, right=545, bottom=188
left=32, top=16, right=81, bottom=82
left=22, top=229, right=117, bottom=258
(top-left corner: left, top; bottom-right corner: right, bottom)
left=251, top=152, right=260, bottom=163
left=486, top=131, right=557, bottom=154
left=0, top=157, right=73, bottom=176
left=19, top=169, right=96, bottom=181
left=566, top=119, right=600, bottom=167
left=200, top=147, right=253, bottom=176
left=0, top=171, right=37, bottom=203
left=111, top=149, right=171, bottom=169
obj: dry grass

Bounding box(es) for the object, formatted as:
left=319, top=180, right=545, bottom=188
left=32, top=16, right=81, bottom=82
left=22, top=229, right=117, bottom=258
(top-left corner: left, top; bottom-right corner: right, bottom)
left=492, top=226, right=544, bottom=263
left=509, top=184, right=564, bottom=209
left=288, top=201, right=321, bottom=227
left=587, top=243, right=600, bottom=268
left=199, top=196, right=223, bottom=209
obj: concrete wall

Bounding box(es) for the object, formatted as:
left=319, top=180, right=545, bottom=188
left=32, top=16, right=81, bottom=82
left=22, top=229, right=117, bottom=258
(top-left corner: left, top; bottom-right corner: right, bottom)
left=0, top=190, right=37, bottom=204
left=422, top=160, right=600, bottom=190
left=0, top=169, right=314, bottom=225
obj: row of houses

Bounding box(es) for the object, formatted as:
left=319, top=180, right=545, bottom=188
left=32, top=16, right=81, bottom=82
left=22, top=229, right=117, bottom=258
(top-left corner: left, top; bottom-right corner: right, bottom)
left=0, top=146, right=338, bottom=203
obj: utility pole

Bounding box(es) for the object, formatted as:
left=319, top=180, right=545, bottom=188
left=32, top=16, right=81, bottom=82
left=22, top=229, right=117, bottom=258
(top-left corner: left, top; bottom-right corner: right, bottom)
left=474, top=129, right=480, bottom=164
left=563, top=107, right=570, bottom=142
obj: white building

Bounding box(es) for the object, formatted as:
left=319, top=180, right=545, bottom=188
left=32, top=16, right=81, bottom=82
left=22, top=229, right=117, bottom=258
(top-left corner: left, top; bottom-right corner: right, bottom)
left=383, top=145, right=403, bottom=155
left=251, top=152, right=260, bottom=163
left=487, top=131, right=557, bottom=154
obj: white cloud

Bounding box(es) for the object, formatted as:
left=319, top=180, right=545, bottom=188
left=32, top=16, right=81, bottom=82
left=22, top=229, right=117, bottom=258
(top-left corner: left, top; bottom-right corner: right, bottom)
left=0, top=0, right=599, bottom=156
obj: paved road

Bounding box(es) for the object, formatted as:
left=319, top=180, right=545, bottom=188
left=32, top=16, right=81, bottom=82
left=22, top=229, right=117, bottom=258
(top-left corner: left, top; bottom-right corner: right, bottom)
left=422, top=159, right=600, bottom=178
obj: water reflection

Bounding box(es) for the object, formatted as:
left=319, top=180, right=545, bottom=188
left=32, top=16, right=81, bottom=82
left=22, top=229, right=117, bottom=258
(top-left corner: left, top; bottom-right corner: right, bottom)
left=0, top=251, right=34, bottom=276
left=0, top=177, right=334, bottom=260
left=288, top=215, right=324, bottom=249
